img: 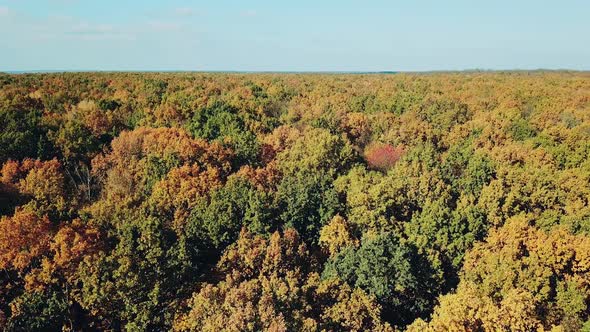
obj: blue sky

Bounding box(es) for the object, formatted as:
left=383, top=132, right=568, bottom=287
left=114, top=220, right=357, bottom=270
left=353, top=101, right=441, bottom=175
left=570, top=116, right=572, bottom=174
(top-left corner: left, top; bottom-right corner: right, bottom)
left=0, top=0, right=588, bottom=71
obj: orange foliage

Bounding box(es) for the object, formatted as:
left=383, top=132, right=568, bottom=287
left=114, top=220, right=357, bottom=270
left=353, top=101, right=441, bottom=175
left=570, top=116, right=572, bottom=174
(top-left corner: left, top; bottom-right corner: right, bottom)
left=175, top=229, right=392, bottom=332
left=50, top=219, right=102, bottom=271
left=0, top=210, right=53, bottom=272
left=1, top=159, right=68, bottom=215
left=150, top=164, right=223, bottom=230
left=91, top=127, right=233, bottom=202
left=342, top=112, right=371, bottom=146
left=92, top=127, right=233, bottom=176
left=235, top=160, right=280, bottom=191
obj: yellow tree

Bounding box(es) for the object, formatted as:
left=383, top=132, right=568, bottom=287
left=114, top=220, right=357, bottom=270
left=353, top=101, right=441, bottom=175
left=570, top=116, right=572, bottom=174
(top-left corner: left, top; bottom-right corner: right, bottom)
left=174, top=229, right=392, bottom=332
left=409, top=215, right=590, bottom=331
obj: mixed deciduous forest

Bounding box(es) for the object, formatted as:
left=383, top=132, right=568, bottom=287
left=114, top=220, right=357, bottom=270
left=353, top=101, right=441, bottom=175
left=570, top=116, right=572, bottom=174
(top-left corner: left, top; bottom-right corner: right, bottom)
left=0, top=72, right=589, bottom=331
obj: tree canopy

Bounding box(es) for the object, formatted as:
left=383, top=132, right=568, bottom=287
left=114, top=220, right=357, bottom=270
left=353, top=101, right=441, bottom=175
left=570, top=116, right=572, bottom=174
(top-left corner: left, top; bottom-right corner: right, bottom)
left=0, top=71, right=589, bottom=330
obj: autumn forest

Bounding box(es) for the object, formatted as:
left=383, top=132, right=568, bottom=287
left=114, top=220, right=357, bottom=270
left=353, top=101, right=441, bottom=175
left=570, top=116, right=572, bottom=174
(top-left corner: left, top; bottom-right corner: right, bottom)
left=0, top=72, right=590, bottom=331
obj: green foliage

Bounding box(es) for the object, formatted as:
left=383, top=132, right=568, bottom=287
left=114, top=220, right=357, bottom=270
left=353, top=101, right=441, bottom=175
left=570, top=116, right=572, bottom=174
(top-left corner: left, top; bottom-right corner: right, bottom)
left=75, top=213, right=192, bottom=330
left=276, top=171, right=341, bottom=243
left=404, top=197, right=488, bottom=288
left=143, top=154, right=181, bottom=194
left=334, top=166, right=403, bottom=232
left=0, top=107, right=49, bottom=163
left=97, top=98, right=121, bottom=111
left=0, top=72, right=589, bottom=331
left=411, top=216, right=590, bottom=331
left=49, top=119, right=101, bottom=162
left=187, top=102, right=261, bottom=166
left=143, top=79, right=168, bottom=108
left=418, top=98, right=471, bottom=134
left=509, top=118, right=537, bottom=141
left=276, top=127, right=357, bottom=177
left=323, top=232, right=439, bottom=326
left=187, top=176, right=273, bottom=249
left=6, top=289, right=69, bottom=332
left=441, top=143, right=495, bottom=197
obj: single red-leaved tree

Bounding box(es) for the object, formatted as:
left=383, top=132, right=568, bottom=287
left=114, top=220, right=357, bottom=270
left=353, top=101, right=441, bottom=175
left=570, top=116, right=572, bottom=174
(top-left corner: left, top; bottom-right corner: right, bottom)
left=364, top=143, right=404, bottom=171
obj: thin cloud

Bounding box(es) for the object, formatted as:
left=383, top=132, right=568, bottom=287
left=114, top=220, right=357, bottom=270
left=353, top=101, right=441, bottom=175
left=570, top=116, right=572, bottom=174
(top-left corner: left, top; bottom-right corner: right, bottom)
left=148, top=21, right=182, bottom=32
left=69, top=23, right=115, bottom=35
left=47, top=14, right=76, bottom=22
left=47, top=21, right=136, bottom=41
left=241, top=9, right=257, bottom=17
left=174, top=7, right=195, bottom=17
left=48, top=0, right=79, bottom=3
left=0, top=6, right=13, bottom=17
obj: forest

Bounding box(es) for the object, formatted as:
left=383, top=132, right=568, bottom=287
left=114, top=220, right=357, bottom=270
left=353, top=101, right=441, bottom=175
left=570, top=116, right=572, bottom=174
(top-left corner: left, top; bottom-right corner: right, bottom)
left=0, top=71, right=589, bottom=331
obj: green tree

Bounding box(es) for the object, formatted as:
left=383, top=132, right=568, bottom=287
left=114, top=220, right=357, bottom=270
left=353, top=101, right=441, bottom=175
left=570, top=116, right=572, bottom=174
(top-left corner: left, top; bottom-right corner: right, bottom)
left=0, top=107, right=50, bottom=163
left=186, top=176, right=273, bottom=249
left=323, top=232, right=439, bottom=326
left=6, top=288, right=69, bottom=332
left=276, top=171, right=340, bottom=244
left=187, top=102, right=261, bottom=166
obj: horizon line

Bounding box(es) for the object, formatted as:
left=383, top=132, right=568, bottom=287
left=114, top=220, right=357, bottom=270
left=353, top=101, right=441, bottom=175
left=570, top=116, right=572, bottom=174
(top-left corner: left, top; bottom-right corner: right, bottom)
left=2, top=68, right=590, bottom=75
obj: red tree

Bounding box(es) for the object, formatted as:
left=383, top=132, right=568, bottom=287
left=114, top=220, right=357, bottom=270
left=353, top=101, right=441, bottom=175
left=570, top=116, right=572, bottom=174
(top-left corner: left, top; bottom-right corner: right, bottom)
left=364, top=143, right=404, bottom=171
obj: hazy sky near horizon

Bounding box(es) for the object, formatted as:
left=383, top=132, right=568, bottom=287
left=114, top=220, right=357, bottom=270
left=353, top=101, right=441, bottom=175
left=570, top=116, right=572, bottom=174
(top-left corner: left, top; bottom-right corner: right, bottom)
left=0, top=0, right=588, bottom=71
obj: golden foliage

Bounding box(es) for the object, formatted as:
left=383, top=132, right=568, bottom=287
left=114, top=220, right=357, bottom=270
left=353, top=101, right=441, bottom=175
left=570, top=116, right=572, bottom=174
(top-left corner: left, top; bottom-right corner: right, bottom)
left=0, top=210, right=52, bottom=272
left=319, top=215, right=358, bottom=256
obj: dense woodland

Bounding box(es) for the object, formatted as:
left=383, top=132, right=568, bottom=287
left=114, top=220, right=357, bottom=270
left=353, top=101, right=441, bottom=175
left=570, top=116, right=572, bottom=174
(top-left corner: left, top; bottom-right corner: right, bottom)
left=0, top=71, right=589, bottom=331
